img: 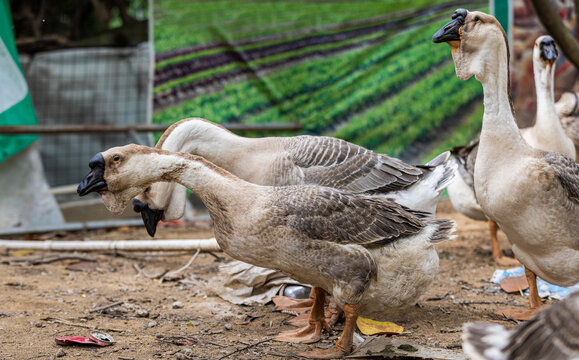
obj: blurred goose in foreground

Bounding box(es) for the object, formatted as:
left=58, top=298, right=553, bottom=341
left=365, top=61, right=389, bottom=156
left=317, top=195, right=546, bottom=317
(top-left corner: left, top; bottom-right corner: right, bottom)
left=520, top=36, right=576, bottom=160
left=434, top=9, right=579, bottom=320
left=462, top=290, right=579, bottom=360
left=132, top=118, right=455, bottom=237
left=78, top=144, right=456, bottom=358
left=556, top=91, right=579, bottom=160
left=447, top=141, right=518, bottom=266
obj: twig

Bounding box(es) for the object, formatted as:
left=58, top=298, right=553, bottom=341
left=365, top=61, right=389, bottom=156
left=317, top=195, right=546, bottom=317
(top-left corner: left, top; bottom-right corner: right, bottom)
left=41, top=317, right=124, bottom=332
left=89, top=301, right=124, bottom=313
left=133, top=263, right=167, bottom=279
left=458, top=300, right=511, bottom=305
left=159, top=249, right=200, bottom=283
left=3, top=255, right=97, bottom=266
left=217, top=338, right=271, bottom=360
left=425, top=291, right=450, bottom=301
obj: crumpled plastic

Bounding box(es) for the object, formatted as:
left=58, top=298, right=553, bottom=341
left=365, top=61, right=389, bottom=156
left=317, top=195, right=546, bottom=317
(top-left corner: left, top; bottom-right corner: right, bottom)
left=491, top=267, right=579, bottom=300
left=214, top=260, right=303, bottom=305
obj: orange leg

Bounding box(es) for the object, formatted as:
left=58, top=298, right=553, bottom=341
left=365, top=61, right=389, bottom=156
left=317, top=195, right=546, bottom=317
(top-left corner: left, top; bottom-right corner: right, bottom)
left=274, top=287, right=329, bottom=344
left=489, top=220, right=519, bottom=266
left=286, top=297, right=342, bottom=328
left=495, top=267, right=544, bottom=320
left=297, top=303, right=359, bottom=359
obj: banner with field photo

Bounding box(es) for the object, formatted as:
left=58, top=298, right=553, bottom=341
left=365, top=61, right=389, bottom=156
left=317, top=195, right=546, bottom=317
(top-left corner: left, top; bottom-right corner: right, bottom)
left=152, top=0, right=489, bottom=164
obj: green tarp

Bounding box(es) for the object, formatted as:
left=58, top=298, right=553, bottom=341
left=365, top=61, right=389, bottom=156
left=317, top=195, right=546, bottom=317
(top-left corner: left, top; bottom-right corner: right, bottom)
left=0, top=0, right=38, bottom=163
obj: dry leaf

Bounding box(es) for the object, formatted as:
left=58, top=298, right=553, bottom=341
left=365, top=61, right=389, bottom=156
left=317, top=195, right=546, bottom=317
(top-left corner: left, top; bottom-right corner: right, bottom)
left=500, top=275, right=529, bottom=293
left=356, top=316, right=403, bottom=335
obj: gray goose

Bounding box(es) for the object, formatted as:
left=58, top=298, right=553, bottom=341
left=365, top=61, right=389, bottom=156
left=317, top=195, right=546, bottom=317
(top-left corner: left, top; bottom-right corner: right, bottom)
left=462, top=290, right=579, bottom=360
left=434, top=9, right=579, bottom=320
left=132, top=118, right=455, bottom=237
left=78, top=144, right=456, bottom=358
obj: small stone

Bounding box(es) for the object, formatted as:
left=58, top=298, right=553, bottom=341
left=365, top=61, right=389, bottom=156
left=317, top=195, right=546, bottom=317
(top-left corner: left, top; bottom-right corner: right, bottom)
left=172, top=301, right=183, bottom=309
left=55, top=348, right=66, bottom=357
left=136, top=309, right=149, bottom=318
left=148, top=321, right=157, bottom=328
left=175, top=352, right=186, bottom=360
left=224, top=323, right=233, bottom=330
left=149, top=312, right=160, bottom=319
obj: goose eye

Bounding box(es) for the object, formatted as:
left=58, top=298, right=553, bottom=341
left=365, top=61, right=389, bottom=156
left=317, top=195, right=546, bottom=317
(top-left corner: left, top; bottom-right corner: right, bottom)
left=113, top=155, right=120, bottom=162
left=474, top=16, right=480, bottom=22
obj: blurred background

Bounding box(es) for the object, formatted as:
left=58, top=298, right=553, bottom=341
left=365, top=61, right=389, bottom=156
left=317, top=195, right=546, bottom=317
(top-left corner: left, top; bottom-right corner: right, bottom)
left=0, top=0, right=577, bottom=232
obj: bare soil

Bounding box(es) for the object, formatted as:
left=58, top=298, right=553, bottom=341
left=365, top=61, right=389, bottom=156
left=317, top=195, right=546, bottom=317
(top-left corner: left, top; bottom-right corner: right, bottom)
left=0, top=200, right=542, bottom=360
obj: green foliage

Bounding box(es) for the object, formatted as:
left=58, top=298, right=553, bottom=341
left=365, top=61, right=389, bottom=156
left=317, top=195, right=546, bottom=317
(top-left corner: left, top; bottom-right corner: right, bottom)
left=422, top=102, right=484, bottom=163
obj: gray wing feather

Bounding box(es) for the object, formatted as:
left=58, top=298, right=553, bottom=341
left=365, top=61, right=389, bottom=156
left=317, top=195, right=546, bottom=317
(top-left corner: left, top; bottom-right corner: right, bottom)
left=543, top=152, right=579, bottom=205
left=288, top=136, right=426, bottom=193
left=268, top=186, right=427, bottom=247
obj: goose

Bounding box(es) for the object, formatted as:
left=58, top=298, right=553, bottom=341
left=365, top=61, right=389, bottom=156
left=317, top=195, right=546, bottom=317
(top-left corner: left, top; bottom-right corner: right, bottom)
left=446, top=140, right=518, bottom=266
left=447, top=36, right=574, bottom=266
left=462, top=290, right=579, bottom=360
left=77, top=144, right=456, bottom=358
left=132, top=118, right=455, bottom=237
left=433, top=9, right=579, bottom=320
left=519, top=36, right=576, bottom=160
left=556, top=91, right=579, bottom=159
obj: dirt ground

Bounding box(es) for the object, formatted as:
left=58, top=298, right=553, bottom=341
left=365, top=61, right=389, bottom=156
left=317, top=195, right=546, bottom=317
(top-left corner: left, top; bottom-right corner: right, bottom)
left=0, top=200, right=546, bottom=360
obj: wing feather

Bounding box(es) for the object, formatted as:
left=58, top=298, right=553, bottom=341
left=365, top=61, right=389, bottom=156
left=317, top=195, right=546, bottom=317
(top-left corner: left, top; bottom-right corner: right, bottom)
left=288, top=136, right=427, bottom=193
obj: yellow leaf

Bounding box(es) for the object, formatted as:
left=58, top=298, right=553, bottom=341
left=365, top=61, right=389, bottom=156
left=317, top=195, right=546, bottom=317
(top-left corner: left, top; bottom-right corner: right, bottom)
left=10, top=250, right=34, bottom=256
left=356, top=316, right=403, bottom=335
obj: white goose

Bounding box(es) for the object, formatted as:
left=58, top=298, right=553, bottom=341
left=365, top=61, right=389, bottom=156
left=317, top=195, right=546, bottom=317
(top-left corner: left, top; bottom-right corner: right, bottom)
left=133, top=118, right=455, bottom=236
left=434, top=9, right=579, bottom=320
left=77, top=144, right=456, bottom=359
left=520, top=35, right=576, bottom=160
left=447, top=36, right=575, bottom=266
left=556, top=91, right=579, bottom=159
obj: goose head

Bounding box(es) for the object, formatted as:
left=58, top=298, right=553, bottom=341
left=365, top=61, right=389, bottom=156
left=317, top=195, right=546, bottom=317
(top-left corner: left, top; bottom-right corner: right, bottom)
left=534, top=35, right=558, bottom=86
left=78, top=144, right=182, bottom=216
left=433, top=9, right=507, bottom=82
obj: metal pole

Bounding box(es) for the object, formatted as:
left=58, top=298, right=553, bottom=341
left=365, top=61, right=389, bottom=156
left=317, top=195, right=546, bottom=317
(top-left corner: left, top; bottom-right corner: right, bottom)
left=0, top=122, right=303, bottom=135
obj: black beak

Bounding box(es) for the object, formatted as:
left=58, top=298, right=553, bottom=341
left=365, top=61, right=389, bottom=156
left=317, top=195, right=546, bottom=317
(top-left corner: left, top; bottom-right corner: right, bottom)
left=433, top=8, right=467, bottom=43
left=77, top=153, right=108, bottom=196
left=540, top=38, right=558, bottom=64
left=132, top=198, right=164, bottom=237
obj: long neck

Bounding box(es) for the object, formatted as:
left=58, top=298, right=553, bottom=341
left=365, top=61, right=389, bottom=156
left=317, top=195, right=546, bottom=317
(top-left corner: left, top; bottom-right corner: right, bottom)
left=478, top=41, right=527, bottom=155
left=158, top=119, right=252, bottom=166
left=533, top=61, right=561, bottom=132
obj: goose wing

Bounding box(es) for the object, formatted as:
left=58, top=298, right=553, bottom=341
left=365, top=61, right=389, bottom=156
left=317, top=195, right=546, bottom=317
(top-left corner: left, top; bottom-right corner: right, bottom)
left=543, top=152, right=579, bottom=206
left=270, top=186, right=427, bottom=247
left=450, top=140, right=478, bottom=187
left=287, top=136, right=426, bottom=193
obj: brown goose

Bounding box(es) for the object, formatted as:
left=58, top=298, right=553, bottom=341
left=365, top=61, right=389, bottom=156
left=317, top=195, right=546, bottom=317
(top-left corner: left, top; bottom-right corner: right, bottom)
left=434, top=9, right=579, bottom=320
left=556, top=91, right=579, bottom=160
left=462, top=290, right=579, bottom=360
left=132, top=118, right=455, bottom=236
left=78, top=144, right=456, bottom=358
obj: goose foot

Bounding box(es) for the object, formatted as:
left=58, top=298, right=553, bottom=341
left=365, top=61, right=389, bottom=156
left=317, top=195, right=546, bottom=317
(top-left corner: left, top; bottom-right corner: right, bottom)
left=286, top=300, right=342, bottom=327
left=272, top=296, right=314, bottom=312
left=298, top=302, right=359, bottom=359
left=495, top=307, right=538, bottom=321
left=274, top=287, right=329, bottom=344
left=274, top=321, right=328, bottom=344
left=495, top=267, right=543, bottom=320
